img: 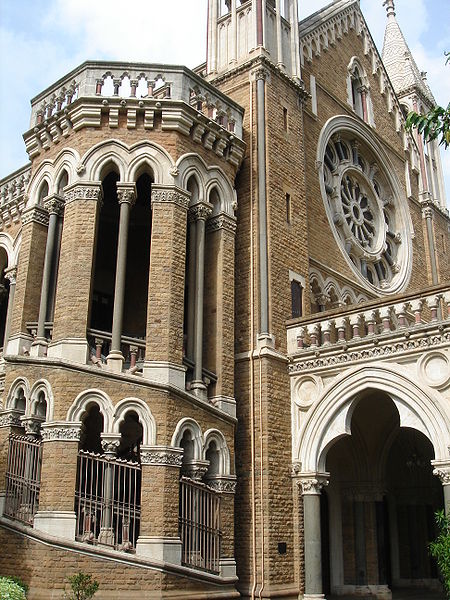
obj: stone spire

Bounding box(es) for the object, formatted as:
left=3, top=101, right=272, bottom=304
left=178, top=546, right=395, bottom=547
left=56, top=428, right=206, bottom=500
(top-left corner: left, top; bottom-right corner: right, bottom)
left=381, top=0, right=435, bottom=108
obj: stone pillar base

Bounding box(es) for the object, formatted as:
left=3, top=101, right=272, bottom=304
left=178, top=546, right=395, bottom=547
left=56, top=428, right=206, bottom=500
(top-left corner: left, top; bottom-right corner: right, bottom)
left=136, top=536, right=182, bottom=564
left=219, top=557, right=237, bottom=578
left=210, top=395, right=237, bottom=418
left=143, top=361, right=186, bottom=389
left=6, top=333, right=33, bottom=357
left=0, top=491, right=5, bottom=517
left=190, top=380, right=207, bottom=400
left=33, top=510, right=77, bottom=540
left=30, top=338, right=48, bottom=357
left=106, top=351, right=124, bottom=373
left=98, top=527, right=115, bottom=547
left=47, top=338, right=89, bottom=363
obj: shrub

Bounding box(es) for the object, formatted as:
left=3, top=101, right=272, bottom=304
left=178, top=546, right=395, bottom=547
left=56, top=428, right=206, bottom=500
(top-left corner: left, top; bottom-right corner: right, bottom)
left=64, top=572, right=99, bottom=600
left=429, top=510, right=450, bottom=598
left=0, top=577, right=26, bottom=600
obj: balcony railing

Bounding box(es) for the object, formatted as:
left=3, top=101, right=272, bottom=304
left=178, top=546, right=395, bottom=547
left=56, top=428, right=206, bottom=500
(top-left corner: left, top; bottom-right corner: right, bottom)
left=4, top=434, right=42, bottom=526
left=28, top=61, right=244, bottom=139
left=87, top=328, right=145, bottom=372
left=179, top=477, right=221, bottom=574
left=75, top=450, right=141, bottom=552
left=288, top=286, right=450, bottom=357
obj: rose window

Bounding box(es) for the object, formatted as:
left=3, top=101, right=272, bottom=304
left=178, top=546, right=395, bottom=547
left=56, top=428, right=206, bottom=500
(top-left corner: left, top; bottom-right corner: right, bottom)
left=320, top=132, right=409, bottom=292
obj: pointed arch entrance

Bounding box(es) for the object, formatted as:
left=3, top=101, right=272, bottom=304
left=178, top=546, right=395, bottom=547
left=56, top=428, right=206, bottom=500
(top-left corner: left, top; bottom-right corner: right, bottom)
left=295, top=365, right=450, bottom=599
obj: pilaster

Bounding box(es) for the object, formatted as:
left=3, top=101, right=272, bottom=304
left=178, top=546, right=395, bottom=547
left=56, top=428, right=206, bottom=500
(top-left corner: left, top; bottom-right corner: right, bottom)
left=8, top=205, right=48, bottom=355
left=33, top=421, right=81, bottom=540
left=0, top=410, right=23, bottom=516
left=48, top=182, right=103, bottom=363
left=136, top=446, right=184, bottom=564
left=143, top=185, right=190, bottom=388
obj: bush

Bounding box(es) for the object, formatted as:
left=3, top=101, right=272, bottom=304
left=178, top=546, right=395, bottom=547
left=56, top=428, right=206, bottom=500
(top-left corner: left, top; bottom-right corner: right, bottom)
left=64, top=572, right=99, bottom=600
left=0, top=577, right=26, bottom=600
left=429, top=510, right=450, bottom=598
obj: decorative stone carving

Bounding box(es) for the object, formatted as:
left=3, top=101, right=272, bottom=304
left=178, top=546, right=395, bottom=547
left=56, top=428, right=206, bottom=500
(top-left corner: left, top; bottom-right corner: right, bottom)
left=189, top=203, right=213, bottom=222
left=206, top=213, right=237, bottom=234
left=44, top=195, right=65, bottom=216
left=101, top=438, right=121, bottom=455
left=151, top=187, right=190, bottom=210
left=4, top=267, right=17, bottom=286
left=64, top=184, right=103, bottom=205
left=293, top=375, right=322, bottom=410
left=418, top=351, right=450, bottom=389
left=0, top=410, right=22, bottom=428
left=116, top=184, right=137, bottom=206
left=206, top=477, right=237, bottom=494
left=21, top=206, right=49, bottom=227
left=41, top=424, right=81, bottom=442
left=183, top=459, right=210, bottom=481
left=140, top=447, right=183, bottom=467
left=299, top=474, right=329, bottom=495
left=21, top=416, right=44, bottom=437
left=433, top=466, right=450, bottom=485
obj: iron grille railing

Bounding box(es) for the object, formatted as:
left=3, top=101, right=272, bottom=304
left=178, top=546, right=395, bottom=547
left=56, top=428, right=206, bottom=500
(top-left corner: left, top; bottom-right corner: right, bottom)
left=75, top=451, right=141, bottom=551
left=4, top=434, right=42, bottom=525
left=179, top=477, right=221, bottom=573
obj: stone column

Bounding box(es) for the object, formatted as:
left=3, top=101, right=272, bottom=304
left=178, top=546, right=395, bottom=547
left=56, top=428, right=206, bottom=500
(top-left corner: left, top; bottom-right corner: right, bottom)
left=205, top=213, right=237, bottom=417
left=106, top=183, right=136, bottom=373
left=422, top=203, right=438, bottom=285
left=300, top=473, right=329, bottom=600
left=432, top=461, right=450, bottom=515
left=190, top=202, right=212, bottom=398
left=33, top=421, right=81, bottom=540
left=31, top=195, right=65, bottom=357
left=186, top=215, right=196, bottom=362
left=275, top=0, right=284, bottom=68
left=207, top=475, right=238, bottom=577
left=48, top=182, right=103, bottom=363
left=0, top=410, right=23, bottom=516
left=97, top=433, right=121, bottom=546
left=143, top=186, right=190, bottom=388
left=7, top=205, right=49, bottom=356
left=3, top=266, right=17, bottom=351
left=136, top=446, right=184, bottom=564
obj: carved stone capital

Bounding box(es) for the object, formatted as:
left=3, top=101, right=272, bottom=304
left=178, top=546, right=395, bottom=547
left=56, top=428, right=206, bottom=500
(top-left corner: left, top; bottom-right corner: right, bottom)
left=206, top=213, right=237, bottom=234
left=44, top=194, right=65, bottom=216
left=151, top=185, right=190, bottom=210
left=252, top=66, right=269, bottom=82
left=41, top=421, right=81, bottom=442
left=183, top=459, right=210, bottom=481
left=21, top=205, right=49, bottom=227
left=139, top=446, right=183, bottom=467
left=116, top=183, right=137, bottom=207
left=189, top=202, right=213, bottom=222
left=101, top=433, right=121, bottom=455
left=20, top=415, right=45, bottom=437
left=432, top=461, right=450, bottom=485
left=4, top=266, right=17, bottom=285
left=64, top=182, right=103, bottom=205
left=299, top=473, right=329, bottom=495
left=206, top=475, right=237, bottom=494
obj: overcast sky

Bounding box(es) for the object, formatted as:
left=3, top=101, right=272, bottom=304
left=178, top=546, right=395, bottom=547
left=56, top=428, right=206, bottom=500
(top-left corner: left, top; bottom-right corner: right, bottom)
left=0, top=0, right=449, bottom=197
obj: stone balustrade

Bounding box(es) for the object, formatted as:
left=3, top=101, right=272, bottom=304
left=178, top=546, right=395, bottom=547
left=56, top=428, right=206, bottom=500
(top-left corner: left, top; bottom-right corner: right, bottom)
left=287, top=285, right=450, bottom=363
left=0, top=165, right=31, bottom=230
left=86, top=328, right=145, bottom=373
left=27, top=61, right=244, bottom=141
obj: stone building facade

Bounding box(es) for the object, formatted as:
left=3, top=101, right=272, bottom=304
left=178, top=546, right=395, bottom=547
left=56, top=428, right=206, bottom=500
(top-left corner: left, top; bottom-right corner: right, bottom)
left=0, top=0, right=448, bottom=598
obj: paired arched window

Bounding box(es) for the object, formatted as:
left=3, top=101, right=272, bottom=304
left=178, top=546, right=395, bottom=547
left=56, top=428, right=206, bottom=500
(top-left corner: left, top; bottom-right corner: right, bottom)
left=347, top=58, right=373, bottom=126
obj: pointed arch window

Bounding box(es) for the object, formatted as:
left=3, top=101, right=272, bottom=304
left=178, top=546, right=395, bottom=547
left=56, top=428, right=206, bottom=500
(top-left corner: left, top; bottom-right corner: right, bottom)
left=347, top=58, right=374, bottom=126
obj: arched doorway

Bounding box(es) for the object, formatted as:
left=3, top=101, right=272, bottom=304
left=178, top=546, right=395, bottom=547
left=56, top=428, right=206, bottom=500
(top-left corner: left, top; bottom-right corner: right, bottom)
left=324, top=392, right=443, bottom=597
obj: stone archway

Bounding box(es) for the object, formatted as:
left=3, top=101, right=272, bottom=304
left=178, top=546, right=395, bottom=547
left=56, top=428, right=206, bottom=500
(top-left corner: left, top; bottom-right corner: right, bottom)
left=324, top=392, right=443, bottom=598
left=295, top=365, right=450, bottom=600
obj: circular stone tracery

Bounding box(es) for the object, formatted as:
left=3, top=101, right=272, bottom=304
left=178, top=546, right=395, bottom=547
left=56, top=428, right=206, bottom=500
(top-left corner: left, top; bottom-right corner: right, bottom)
left=321, top=132, right=408, bottom=292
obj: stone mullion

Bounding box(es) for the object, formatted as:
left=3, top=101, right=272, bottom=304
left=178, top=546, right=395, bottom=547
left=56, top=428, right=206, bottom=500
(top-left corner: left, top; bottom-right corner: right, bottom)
left=33, top=422, right=81, bottom=540
left=8, top=207, right=49, bottom=355
left=206, top=214, right=237, bottom=405
left=48, top=182, right=102, bottom=363
left=136, top=446, right=183, bottom=563
left=143, top=186, right=190, bottom=387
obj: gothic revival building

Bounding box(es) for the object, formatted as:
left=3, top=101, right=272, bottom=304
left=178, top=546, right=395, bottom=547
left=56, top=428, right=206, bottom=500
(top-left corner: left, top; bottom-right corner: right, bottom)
left=0, top=0, right=449, bottom=598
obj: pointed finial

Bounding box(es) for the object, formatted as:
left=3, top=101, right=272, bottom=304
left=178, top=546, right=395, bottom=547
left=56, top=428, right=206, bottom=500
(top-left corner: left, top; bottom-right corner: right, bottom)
left=383, top=0, right=396, bottom=18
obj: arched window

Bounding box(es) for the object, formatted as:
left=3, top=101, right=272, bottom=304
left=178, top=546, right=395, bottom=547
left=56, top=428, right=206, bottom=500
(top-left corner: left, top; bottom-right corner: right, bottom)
left=13, top=387, right=26, bottom=414
left=347, top=59, right=373, bottom=125
left=117, top=411, right=143, bottom=462
left=0, top=247, right=10, bottom=347
left=79, top=403, right=104, bottom=453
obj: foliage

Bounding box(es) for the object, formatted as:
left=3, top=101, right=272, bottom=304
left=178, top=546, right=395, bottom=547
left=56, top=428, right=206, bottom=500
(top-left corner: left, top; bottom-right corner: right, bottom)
left=2, top=578, right=27, bottom=596
left=429, top=510, right=450, bottom=598
left=405, top=52, right=449, bottom=149
left=64, top=572, right=99, bottom=600
left=0, top=577, right=27, bottom=600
